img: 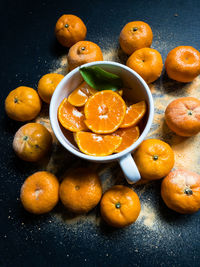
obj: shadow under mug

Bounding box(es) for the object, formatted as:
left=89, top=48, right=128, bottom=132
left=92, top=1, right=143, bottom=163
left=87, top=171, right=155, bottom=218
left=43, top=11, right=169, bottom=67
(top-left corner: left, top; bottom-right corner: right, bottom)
left=50, top=61, right=154, bottom=184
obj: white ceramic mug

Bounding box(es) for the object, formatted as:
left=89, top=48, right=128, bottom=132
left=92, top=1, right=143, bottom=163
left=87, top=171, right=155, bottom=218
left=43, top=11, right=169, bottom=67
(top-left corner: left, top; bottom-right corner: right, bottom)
left=50, top=61, right=154, bottom=184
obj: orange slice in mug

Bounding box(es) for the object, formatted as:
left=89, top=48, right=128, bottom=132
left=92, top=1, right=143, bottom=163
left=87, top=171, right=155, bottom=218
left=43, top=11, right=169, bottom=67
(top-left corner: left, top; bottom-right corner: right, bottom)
left=113, top=126, right=140, bottom=153
left=120, top=101, right=146, bottom=128
left=74, top=131, right=122, bottom=156
left=58, top=98, right=87, bottom=132
left=67, top=81, right=97, bottom=107
left=84, top=90, right=126, bottom=134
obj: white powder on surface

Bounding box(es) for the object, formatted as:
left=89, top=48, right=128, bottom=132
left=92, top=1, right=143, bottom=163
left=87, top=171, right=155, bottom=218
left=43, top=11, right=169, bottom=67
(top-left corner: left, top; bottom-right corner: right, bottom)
left=35, top=189, right=43, bottom=199
left=92, top=135, right=103, bottom=142
left=98, top=106, right=103, bottom=113
left=77, top=90, right=87, bottom=97
left=75, top=123, right=81, bottom=128
left=171, top=173, right=185, bottom=186
left=126, top=106, right=131, bottom=113
left=99, top=114, right=108, bottom=119
left=171, top=171, right=196, bottom=187
left=72, top=109, right=83, bottom=118
left=98, top=104, right=106, bottom=113
left=138, top=204, right=156, bottom=228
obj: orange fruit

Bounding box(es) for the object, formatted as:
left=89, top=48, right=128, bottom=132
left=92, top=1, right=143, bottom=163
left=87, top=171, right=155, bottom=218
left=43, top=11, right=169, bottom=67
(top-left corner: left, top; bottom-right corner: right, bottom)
left=38, top=73, right=64, bottom=104
left=55, top=14, right=87, bottom=47
left=5, top=86, right=41, bottom=121
left=126, top=48, right=163, bottom=84
left=20, top=171, right=59, bottom=214
left=84, top=90, right=126, bottom=134
left=58, top=98, right=88, bottom=132
left=59, top=168, right=102, bottom=213
left=134, top=139, right=175, bottom=180
left=74, top=131, right=122, bottom=156
left=119, top=21, right=153, bottom=55
left=120, top=101, right=147, bottom=128
left=165, top=97, right=200, bottom=137
left=161, top=169, right=200, bottom=214
left=67, top=81, right=97, bottom=107
left=68, top=41, right=103, bottom=70
left=112, top=126, right=140, bottom=153
left=100, top=185, right=141, bottom=228
left=13, top=123, right=52, bottom=162
left=165, top=46, right=200, bottom=83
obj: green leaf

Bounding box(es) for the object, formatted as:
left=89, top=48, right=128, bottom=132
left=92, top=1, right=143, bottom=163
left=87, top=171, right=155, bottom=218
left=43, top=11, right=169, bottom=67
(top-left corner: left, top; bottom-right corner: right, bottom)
left=79, top=66, right=123, bottom=91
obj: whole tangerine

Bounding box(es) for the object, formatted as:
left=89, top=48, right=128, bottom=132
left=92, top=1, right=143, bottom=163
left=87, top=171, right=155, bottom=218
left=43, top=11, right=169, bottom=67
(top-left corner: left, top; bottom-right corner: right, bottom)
left=55, top=14, right=87, bottom=47
left=134, top=139, right=175, bottom=180
left=59, top=168, right=102, bottom=214
left=13, top=123, right=52, bottom=162
left=119, top=21, right=153, bottom=55
left=5, top=86, right=41, bottom=121
left=165, top=97, right=200, bottom=137
left=100, top=185, right=141, bottom=228
left=38, top=73, right=64, bottom=104
left=161, top=169, right=200, bottom=214
left=126, top=48, right=163, bottom=84
left=20, top=171, right=59, bottom=214
left=67, top=40, right=103, bottom=70
left=165, top=46, right=200, bottom=82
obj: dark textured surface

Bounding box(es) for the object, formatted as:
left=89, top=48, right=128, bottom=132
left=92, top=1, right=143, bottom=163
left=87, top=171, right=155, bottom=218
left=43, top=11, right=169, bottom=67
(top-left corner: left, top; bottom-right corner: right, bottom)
left=1, top=0, right=200, bottom=266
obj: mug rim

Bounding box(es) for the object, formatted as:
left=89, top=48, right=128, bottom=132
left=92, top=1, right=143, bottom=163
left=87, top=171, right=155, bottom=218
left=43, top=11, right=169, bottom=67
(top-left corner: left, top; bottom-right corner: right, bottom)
left=49, top=61, right=154, bottom=162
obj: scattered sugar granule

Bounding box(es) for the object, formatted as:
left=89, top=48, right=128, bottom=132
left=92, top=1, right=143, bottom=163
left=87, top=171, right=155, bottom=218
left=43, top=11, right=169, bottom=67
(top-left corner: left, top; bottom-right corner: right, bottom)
left=72, top=109, right=83, bottom=118
left=77, top=90, right=87, bottom=97
left=92, top=135, right=103, bottom=142
left=98, top=104, right=106, bottom=113
left=99, top=114, right=108, bottom=119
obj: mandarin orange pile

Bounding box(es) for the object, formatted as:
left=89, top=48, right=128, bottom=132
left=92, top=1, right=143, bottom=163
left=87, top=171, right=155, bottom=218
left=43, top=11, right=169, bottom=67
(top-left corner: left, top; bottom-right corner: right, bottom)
left=4, top=13, right=200, bottom=227
left=58, top=79, right=147, bottom=157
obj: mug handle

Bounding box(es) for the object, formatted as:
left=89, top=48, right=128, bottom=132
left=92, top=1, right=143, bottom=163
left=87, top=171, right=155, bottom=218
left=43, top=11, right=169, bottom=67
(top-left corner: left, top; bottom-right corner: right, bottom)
left=118, top=153, right=141, bottom=184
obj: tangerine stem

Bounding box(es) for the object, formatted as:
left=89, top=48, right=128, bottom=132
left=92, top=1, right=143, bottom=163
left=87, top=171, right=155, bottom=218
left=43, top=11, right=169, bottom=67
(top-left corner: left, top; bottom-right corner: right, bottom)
left=115, top=202, right=121, bottom=209
left=184, top=187, right=193, bottom=195
left=153, top=155, right=158, bottom=160
left=14, top=98, right=19, bottom=103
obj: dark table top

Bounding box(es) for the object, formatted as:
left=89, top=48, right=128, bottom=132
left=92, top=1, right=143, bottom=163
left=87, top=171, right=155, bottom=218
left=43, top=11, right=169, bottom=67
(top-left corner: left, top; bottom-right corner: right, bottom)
left=1, top=0, right=200, bottom=266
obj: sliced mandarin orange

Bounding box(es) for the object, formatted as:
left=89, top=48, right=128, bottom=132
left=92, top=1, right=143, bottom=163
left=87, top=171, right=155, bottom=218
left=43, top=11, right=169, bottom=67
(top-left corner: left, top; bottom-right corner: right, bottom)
left=58, top=98, right=87, bottom=132
left=112, top=126, right=140, bottom=153
left=74, top=131, right=122, bottom=156
left=84, top=90, right=126, bottom=134
left=67, top=81, right=97, bottom=107
left=120, top=101, right=146, bottom=128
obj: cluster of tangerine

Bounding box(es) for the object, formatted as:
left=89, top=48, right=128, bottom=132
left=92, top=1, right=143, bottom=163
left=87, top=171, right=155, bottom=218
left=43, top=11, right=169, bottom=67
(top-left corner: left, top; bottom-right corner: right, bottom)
left=58, top=80, right=146, bottom=156
left=3, top=13, right=200, bottom=226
